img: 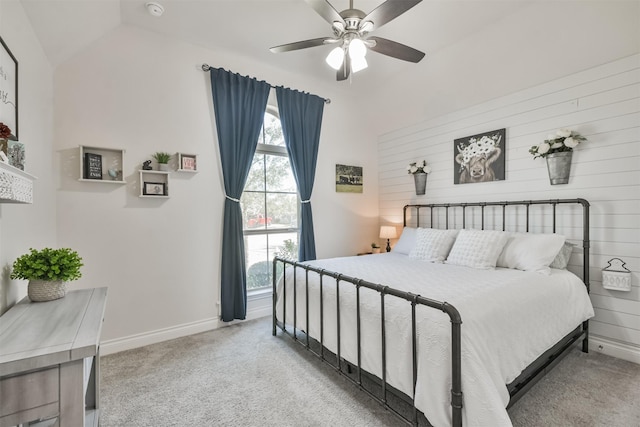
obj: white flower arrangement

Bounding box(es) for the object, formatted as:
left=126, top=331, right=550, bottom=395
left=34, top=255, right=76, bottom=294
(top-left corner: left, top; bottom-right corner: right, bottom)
left=407, top=160, right=431, bottom=174
left=529, top=129, right=587, bottom=159
left=457, top=134, right=501, bottom=167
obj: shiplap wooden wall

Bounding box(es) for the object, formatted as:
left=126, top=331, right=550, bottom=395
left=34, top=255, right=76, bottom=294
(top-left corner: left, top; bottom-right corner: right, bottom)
left=378, top=54, right=640, bottom=363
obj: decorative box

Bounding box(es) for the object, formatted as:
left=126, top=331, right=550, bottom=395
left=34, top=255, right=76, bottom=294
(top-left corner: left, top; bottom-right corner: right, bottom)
left=602, top=258, right=631, bottom=292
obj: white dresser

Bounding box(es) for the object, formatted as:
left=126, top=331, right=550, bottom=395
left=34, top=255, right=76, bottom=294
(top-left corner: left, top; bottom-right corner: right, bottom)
left=0, top=287, right=107, bottom=426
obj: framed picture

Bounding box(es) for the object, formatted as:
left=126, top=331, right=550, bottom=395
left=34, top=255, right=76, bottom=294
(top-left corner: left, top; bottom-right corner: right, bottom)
left=454, top=128, right=506, bottom=184
left=143, top=181, right=166, bottom=196
left=181, top=155, right=196, bottom=171
left=0, top=36, right=18, bottom=141
left=335, top=164, right=363, bottom=193
left=8, top=141, right=25, bottom=170
left=84, top=152, right=103, bottom=179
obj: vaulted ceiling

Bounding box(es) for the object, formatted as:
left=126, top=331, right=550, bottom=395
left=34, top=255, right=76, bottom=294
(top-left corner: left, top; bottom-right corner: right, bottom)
left=20, top=0, right=532, bottom=90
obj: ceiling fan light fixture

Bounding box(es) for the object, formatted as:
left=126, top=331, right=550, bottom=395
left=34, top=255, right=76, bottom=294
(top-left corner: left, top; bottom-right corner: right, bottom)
left=349, top=38, right=367, bottom=58
left=326, top=46, right=345, bottom=70
left=351, top=55, right=368, bottom=73
left=359, top=21, right=374, bottom=33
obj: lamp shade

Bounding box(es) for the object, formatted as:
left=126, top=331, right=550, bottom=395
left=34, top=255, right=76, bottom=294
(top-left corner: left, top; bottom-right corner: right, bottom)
left=379, top=226, right=397, bottom=239
left=326, top=47, right=345, bottom=70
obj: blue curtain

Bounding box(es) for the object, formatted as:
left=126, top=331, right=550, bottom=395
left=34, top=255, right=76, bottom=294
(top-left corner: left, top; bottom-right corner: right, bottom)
left=210, top=68, right=270, bottom=322
left=276, top=87, right=325, bottom=262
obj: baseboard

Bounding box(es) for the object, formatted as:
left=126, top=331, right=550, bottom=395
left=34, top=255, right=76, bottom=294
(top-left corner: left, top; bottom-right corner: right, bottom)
left=101, top=317, right=220, bottom=356
left=100, top=301, right=272, bottom=356
left=590, top=335, right=640, bottom=365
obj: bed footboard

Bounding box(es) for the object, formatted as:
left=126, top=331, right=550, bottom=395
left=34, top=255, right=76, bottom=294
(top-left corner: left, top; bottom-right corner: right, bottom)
left=272, top=258, right=463, bottom=427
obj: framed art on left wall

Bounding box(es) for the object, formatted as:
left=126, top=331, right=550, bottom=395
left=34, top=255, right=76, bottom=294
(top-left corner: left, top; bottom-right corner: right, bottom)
left=0, top=36, right=18, bottom=141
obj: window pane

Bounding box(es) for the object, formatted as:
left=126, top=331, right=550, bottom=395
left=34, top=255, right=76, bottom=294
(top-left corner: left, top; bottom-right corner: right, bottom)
left=263, top=114, right=285, bottom=146
left=265, top=154, right=296, bottom=193
left=266, top=193, right=298, bottom=230
left=241, top=192, right=266, bottom=230
left=245, top=234, right=269, bottom=290
left=245, top=232, right=298, bottom=291
left=245, top=153, right=265, bottom=192
left=270, top=232, right=298, bottom=262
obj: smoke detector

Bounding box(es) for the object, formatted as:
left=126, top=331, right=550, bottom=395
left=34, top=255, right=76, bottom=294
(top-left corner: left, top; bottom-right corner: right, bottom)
left=145, top=2, right=164, bottom=17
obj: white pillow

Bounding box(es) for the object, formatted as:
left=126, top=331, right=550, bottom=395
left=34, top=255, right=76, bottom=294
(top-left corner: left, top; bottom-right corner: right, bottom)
left=445, top=229, right=509, bottom=270
left=549, top=241, right=575, bottom=270
left=496, top=232, right=565, bottom=275
left=392, top=227, right=417, bottom=255
left=409, top=228, right=459, bottom=263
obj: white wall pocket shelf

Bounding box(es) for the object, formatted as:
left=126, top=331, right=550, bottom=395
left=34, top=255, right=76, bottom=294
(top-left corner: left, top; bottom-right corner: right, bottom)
left=139, top=169, right=170, bottom=198
left=0, top=162, right=36, bottom=203
left=602, top=258, right=632, bottom=292
left=176, top=153, right=197, bottom=173
left=79, top=145, right=126, bottom=184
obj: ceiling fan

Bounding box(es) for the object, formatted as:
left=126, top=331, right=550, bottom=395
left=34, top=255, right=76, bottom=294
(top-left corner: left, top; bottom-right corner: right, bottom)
left=270, top=0, right=425, bottom=81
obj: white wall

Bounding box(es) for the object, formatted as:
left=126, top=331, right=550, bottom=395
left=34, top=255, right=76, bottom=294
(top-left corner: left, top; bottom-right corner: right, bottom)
left=53, top=25, right=380, bottom=350
left=378, top=54, right=640, bottom=363
left=361, top=1, right=640, bottom=136
left=0, top=0, right=57, bottom=314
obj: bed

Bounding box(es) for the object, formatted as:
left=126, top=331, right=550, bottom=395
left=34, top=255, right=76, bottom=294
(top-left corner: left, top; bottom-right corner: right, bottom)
left=272, top=199, right=594, bottom=426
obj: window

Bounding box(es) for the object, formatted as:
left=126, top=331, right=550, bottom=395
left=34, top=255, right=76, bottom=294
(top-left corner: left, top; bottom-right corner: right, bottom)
left=241, top=107, right=298, bottom=292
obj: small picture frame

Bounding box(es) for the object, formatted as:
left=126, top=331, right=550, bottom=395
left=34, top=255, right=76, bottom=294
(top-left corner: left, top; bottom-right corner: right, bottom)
left=180, top=155, right=197, bottom=171
left=8, top=140, right=25, bottom=170
left=84, top=152, right=103, bottom=179
left=335, top=164, right=363, bottom=193
left=143, top=181, right=166, bottom=196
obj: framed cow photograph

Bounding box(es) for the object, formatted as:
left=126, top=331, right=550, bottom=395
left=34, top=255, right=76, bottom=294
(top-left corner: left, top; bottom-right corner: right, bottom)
left=335, top=164, right=363, bottom=193
left=454, top=128, right=506, bottom=184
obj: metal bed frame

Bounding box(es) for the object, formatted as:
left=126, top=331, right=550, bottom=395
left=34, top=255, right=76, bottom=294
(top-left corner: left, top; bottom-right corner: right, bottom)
left=272, top=198, right=590, bottom=426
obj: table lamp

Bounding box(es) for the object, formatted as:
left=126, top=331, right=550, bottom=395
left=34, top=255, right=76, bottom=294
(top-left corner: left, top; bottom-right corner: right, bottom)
left=379, top=226, right=397, bottom=252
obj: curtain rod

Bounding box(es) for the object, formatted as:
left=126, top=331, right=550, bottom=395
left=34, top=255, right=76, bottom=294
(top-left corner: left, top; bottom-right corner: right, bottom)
left=201, top=63, right=331, bottom=104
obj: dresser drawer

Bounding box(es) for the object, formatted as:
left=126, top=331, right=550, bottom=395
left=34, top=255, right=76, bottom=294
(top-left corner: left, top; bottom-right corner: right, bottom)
left=0, top=367, right=59, bottom=419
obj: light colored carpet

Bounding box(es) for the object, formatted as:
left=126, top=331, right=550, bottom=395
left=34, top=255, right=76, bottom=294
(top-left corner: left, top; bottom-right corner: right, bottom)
left=100, top=317, right=640, bottom=426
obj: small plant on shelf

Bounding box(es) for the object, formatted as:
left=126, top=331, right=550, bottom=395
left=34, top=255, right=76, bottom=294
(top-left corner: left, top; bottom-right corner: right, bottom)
left=152, top=152, right=171, bottom=164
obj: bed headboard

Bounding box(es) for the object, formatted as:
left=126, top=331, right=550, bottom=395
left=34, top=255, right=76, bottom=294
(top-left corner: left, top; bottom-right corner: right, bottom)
left=403, top=198, right=590, bottom=290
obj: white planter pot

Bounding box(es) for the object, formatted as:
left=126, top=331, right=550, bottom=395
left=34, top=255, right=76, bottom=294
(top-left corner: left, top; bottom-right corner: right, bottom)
left=28, top=280, right=67, bottom=302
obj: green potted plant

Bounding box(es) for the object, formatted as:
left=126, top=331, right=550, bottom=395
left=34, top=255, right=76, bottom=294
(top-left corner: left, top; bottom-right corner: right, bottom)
left=152, top=152, right=172, bottom=171
left=10, top=248, right=84, bottom=302
left=371, top=242, right=381, bottom=254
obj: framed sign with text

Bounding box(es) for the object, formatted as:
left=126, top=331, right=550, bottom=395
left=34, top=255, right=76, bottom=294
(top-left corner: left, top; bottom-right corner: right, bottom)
left=0, top=36, right=18, bottom=141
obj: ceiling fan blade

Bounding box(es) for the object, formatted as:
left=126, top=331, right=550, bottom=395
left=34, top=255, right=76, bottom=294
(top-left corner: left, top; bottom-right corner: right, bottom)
left=337, top=53, right=351, bottom=81
left=305, top=0, right=346, bottom=26
left=362, top=0, right=422, bottom=31
left=270, top=37, right=332, bottom=53
left=368, top=36, right=425, bottom=63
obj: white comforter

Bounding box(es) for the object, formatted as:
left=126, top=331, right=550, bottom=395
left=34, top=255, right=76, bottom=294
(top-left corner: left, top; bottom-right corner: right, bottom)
left=275, top=253, right=594, bottom=427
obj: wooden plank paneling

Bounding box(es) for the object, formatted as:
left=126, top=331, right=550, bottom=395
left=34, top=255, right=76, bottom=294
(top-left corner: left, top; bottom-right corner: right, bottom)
left=378, top=54, right=640, bottom=352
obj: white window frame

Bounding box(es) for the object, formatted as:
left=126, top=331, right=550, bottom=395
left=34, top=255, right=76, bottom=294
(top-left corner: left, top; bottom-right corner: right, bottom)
left=243, top=107, right=299, bottom=296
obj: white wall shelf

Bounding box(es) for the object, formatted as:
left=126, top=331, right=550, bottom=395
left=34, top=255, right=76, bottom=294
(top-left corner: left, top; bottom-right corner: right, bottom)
left=79, top=145, right=126, bottom=183
left=139, top=169, right=170, bottom=198
left=176, top=153, right=197, bottom=173
left=0, top=161, right=37, bottom=203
